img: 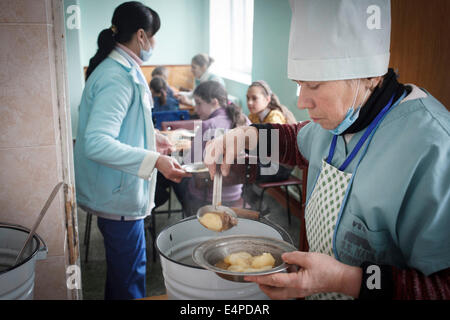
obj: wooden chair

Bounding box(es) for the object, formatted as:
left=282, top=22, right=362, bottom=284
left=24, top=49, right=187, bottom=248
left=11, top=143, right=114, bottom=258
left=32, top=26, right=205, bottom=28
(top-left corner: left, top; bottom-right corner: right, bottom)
left=256, top=165, right=309, bottom=251
left=258, top=175, right=302, bottom=225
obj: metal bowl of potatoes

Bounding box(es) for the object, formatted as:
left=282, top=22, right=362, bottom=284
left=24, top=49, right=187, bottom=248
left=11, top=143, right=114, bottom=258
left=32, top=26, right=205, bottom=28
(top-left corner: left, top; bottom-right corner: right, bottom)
left=192, top=235, right=298, bottom=282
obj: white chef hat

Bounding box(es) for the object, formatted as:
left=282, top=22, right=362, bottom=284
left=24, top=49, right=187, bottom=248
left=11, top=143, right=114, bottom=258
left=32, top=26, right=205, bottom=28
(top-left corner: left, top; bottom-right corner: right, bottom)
left=288, top=0, right=391, bottom=81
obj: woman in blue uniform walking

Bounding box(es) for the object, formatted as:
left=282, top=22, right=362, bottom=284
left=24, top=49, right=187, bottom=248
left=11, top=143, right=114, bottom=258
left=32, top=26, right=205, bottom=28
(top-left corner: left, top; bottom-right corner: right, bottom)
left=74, top=1, right=189, bottom=299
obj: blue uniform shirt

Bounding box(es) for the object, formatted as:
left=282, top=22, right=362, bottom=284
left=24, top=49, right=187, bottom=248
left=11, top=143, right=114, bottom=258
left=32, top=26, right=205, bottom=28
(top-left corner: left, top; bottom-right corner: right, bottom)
left=74, top=49, right=159, bottom=218
left=297, top=85, right=450, bottom=276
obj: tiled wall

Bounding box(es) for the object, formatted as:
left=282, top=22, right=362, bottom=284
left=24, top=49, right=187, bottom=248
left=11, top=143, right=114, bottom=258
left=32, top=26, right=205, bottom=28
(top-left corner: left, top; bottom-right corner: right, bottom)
left=0, top=0, right=70, bottom=299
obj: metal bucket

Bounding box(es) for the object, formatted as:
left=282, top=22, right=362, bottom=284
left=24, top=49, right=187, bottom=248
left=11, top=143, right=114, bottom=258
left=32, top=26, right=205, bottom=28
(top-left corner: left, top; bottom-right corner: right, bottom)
left=156, top=216, right=293, bottom=300
left=0, top=223, right=48, bottom=300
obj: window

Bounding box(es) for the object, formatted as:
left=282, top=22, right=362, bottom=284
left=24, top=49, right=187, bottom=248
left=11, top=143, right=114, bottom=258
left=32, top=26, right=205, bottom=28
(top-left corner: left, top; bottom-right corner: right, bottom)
left=209, top=0, right=254, bottom=84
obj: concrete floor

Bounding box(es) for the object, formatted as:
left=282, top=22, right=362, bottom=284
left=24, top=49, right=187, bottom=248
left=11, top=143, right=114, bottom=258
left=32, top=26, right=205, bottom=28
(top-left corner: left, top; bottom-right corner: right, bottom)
left=77, top=188, right=301, bottom=300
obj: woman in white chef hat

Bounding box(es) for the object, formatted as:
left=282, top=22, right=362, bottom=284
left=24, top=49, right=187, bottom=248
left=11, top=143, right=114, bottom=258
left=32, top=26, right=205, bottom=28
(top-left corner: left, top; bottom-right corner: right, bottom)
left=204, top=0, right=450, bottom=299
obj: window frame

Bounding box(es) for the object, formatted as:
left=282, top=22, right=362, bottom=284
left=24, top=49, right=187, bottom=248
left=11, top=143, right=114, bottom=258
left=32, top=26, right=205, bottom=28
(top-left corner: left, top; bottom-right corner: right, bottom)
left=209, top=0, right=254, bottom=85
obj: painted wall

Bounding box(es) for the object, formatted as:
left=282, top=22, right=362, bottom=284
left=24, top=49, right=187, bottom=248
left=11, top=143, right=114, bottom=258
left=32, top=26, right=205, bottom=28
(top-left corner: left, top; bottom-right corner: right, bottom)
left=79, top=0, right=209, bottom=66
left=0, top=0, right=71, bottom=299
left=64, top=0, right=84, bottom=139
left=225, top=0, right=309, bottom=121
left=252, top=0, right=308, bottom=121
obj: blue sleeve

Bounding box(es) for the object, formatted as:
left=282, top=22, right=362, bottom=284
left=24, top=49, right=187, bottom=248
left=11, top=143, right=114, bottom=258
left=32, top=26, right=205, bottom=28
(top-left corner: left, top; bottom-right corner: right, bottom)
left=396, top=136, right=450, bottom=276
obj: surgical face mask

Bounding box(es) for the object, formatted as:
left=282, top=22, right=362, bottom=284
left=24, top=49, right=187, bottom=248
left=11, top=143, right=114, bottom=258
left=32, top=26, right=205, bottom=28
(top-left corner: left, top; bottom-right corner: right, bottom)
left=329, top=79, right=369, bottom=135
left=139, top=33, right=153, bottom=62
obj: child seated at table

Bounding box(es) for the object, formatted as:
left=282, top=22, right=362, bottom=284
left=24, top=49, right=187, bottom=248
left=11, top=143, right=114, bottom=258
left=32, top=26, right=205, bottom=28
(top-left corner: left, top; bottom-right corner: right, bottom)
left=175, top=54, right=225, bottom=107
left=245, top=80, right=298, bottom=210
left=247, top=80, right=296, bottom=125
left=150, top=77, right=180, bottom=112
left=246, top=80, right=297, bottom=181
left=154, top=81, right=249, bottom=216
left=180, top=80, right=250, bottom=215
left=151, top=65, right=178, bottom=94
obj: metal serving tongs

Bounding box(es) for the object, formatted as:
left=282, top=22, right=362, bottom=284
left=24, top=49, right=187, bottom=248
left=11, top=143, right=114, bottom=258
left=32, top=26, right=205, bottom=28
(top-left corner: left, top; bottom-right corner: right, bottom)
left=196, top=165, right=238, bottom=232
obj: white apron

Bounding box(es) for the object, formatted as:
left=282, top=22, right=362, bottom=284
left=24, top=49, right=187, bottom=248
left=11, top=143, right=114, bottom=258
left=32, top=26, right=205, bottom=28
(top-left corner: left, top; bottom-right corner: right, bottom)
left=304, top=91, right=405, bottom=300
left=305, top=159, right=353, bottom=300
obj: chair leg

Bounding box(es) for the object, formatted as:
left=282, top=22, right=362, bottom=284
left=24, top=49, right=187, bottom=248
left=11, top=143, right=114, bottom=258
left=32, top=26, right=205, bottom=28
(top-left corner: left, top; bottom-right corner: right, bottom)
left=296, top=184, right=303, bottom=213
left=296, top=185, right=302, bottom=202
left=83, top=212, right=89, bottom=245
left=285, top=186, right=291, bottom=225
left=84, top=212, right=92, bottom=263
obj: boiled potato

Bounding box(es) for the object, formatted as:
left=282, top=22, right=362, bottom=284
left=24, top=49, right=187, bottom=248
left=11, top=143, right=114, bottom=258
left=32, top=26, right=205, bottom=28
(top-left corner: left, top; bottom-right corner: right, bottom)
left=243, top=265, right=274, bottom=273
left=199, top=213, right=223, bottom=232
left=221, top=251, right=276, bottom=273
left=251, top=253, right=276, bottom=269
left=224, top=251, right=252, bottom=267
left=227, top=265, right=248, bottom=272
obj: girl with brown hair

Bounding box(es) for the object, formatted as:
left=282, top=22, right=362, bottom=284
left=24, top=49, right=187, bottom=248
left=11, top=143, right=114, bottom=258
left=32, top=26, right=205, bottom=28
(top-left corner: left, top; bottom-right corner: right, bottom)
left=247, top=80, right=297, bottom=125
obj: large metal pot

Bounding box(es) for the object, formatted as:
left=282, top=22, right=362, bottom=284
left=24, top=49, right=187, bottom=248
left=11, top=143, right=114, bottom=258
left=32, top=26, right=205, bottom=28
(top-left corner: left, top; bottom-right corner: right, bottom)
left=0, top=223, right=48, bottom=300
left=156, top=215, right=293, bottom=300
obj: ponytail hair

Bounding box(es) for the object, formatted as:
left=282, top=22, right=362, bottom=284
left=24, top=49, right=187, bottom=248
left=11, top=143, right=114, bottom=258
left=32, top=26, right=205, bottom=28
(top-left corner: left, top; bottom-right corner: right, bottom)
left=249, top=80, right=297, bottom=124
left=268, top=93, right=297, bottom=124
left=150, top=77, right=167, bottom=106
left=193, top=80, right=246, bottom=128
left=85, top=28, right=116, bottom=80
left=85, top=1, right=161, bottom=80
left=224, top=102, right=247, bottom=128
left=192, top=53, right=214, bottom=69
